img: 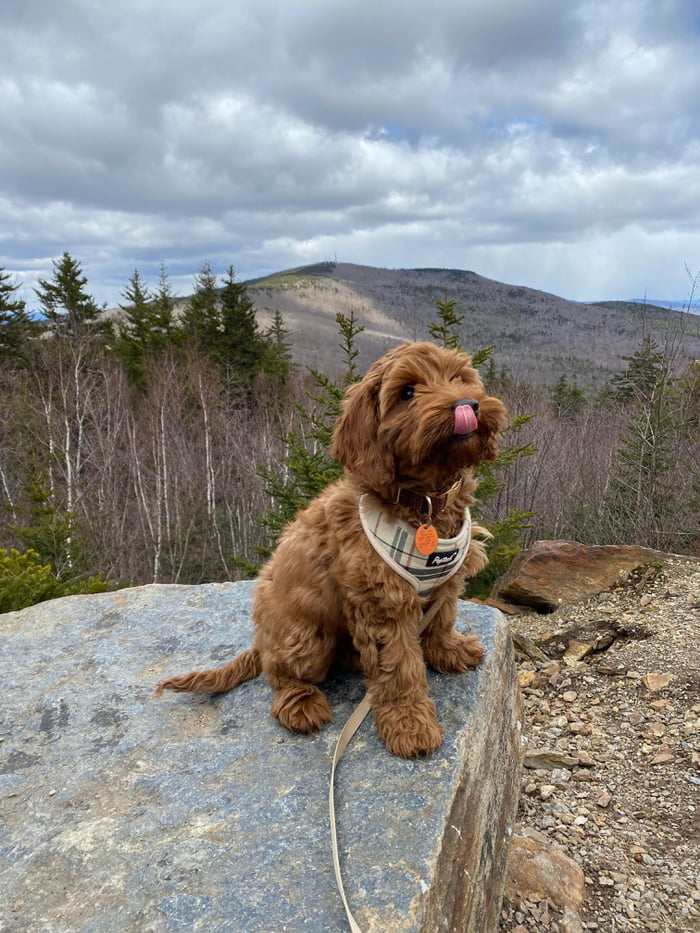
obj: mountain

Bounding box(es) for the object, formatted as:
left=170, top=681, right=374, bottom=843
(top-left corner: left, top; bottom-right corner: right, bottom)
left=246, top=263, right=700, bottom=387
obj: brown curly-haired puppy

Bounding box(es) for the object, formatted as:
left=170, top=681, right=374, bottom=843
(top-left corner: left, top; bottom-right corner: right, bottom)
left=157, top=342, right=507, bottom=758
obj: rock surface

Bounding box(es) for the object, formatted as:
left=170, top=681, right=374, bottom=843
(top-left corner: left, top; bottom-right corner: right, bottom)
left=491, top=541, right=669, bottom=613
left=1, top=581, right=521, bottom=933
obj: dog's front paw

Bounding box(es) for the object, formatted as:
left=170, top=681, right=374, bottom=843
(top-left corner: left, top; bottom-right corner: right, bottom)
left=423, top=632, right=485, bottom=673
left=375, top=701, right=444, bottom=758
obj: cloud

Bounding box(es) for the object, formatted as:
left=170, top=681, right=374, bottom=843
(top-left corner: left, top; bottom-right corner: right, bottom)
left=2, top=0, right=700, bottom=307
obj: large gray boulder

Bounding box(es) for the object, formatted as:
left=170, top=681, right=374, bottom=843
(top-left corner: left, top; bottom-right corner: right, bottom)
left=1, top=581, right=521, bottom=932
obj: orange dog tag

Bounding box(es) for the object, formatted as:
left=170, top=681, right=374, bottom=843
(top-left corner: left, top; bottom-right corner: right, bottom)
left=415, top=523, right=438, bottom=556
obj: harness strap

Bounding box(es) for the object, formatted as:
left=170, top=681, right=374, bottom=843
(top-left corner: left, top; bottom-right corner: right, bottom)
left=329, top=594, right=447, bottom=932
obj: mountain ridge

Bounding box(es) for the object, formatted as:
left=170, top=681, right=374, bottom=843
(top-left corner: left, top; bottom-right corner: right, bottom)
left=245, top=262, right=700, bottom=386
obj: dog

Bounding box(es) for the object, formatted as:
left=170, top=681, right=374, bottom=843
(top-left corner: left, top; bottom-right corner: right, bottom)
left=157, top=341, right=507, bottom=758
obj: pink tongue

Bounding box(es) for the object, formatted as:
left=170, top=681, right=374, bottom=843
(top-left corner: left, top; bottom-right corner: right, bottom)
left=454, top=404, right=478, bottom=436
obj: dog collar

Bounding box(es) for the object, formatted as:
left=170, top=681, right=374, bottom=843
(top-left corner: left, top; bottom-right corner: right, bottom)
left=387, top=478, right=463, bottom=520
left=359, top=495, right=471, bottom=597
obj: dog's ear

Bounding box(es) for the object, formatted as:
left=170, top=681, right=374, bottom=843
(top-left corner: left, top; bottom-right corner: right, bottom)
left=331, top=377, right=395, bottom=489
left=479, top=398, right=508, bottom=461
left=481, top=432, right=500, bottom=462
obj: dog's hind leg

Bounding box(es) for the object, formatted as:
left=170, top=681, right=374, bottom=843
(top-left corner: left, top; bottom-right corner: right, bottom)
left=270, top=679, right=333, bottom=734
left=263, top=631, right=336, bottom=735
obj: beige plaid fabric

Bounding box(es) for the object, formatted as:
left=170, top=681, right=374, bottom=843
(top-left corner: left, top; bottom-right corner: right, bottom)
left=359, top=495, right=472, bottom=597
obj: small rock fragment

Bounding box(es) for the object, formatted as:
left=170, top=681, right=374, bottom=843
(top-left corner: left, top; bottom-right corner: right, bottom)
left=518, top=670, right=537, bottom=688
left=645, top=672, right=672, bottom=692
left=564, top=640, right=593, bottom=662
left=596, top=661, right=627, bottom=676
left=650, top=745, right=674, bottom=765
left=524, top=749, right=578, bottom=770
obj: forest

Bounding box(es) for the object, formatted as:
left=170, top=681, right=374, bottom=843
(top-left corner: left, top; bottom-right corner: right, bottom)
left=1, top=253, right=699, bottom=612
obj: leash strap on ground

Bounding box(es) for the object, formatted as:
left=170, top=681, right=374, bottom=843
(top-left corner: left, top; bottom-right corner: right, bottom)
left=329, top=694, right=373, bottom=933
left=329, top=595, right=446, bottom=932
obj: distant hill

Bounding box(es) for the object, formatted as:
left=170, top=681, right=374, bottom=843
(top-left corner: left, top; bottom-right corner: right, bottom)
left=246, top=262, right=700, bottom=387
left=627, top=299, right=695, bottom=312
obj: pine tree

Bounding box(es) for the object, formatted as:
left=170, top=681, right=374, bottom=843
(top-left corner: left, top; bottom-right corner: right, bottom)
left=468, top=413, right=536, bottom=597
left=608, top=336, right=666, bottom=403
left=0, top=267, right=38, bottom=364
left=11, top=467, right=77, bottom=577
left=599, top=338, right=695, bottom=550
left=249, top=311, right=363, bottom=565
left=549, top=374, right=585, bottom=418
left=217, top=265, right=266, bottom=392
left=34, top=252, right=102, bottom=338
left=428, top=291, right=464, bottom=350
left=261, top=309, right=294, bottom=397
left=151, top=264, right=177, bottom=339
left=114, top=268, right=178, bottom=387
left=115, top=270, right=152, bottom=384
left=180, top=262, right=221, bottom=355
left=148, top=265, right=177, bottom=353
left=8, top=463, right=119, bottom=604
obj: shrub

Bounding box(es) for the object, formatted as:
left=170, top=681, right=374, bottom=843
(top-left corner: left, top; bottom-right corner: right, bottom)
left=0, top=548, right=56, bottom=613
left=0, top=547, right=119, bottom=614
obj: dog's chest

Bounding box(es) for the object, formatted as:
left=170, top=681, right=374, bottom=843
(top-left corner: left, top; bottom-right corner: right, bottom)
left=358, top=496, right=472, bottom=596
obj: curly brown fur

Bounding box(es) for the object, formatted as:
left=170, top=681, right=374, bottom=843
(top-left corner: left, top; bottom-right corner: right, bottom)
left=157, top=341, right=507, bottom=758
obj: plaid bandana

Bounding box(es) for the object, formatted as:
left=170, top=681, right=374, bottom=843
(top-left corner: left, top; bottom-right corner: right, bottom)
left=359, top=495, right=472, bottom=597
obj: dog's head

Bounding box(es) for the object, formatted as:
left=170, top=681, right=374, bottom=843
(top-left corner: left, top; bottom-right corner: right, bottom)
left=331, top=341, right=507, bottom=493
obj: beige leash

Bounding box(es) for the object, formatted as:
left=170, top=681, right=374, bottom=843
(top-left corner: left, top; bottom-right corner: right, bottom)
left=329, top=595, right=446, bottom=932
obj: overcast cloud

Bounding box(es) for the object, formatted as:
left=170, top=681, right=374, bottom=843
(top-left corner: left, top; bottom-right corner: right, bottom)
left=3, top=0, right=700, bottom=309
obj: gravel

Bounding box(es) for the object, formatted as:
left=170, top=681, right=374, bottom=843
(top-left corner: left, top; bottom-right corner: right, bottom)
left=499, top=556, right=700, bottom=933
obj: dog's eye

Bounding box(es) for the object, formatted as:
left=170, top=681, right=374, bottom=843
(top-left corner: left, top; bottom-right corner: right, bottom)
left=400, top=385, right=415, bottom=401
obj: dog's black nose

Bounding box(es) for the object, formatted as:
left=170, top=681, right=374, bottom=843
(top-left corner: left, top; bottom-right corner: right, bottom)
left=453, top=398, right=479, bottom=415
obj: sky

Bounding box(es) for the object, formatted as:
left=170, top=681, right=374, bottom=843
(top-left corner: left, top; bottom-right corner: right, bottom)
left=3, top=0, right=700, bottom=311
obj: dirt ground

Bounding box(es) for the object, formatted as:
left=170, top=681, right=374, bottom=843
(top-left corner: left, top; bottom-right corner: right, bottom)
left=499, top=555, right=700, bottom=933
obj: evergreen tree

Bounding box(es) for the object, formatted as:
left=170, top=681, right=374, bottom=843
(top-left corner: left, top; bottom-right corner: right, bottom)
left=549, top=374, right=585, bottom=418
left=116, top=270, right=152, bottom=383
left=261, top=309, right=294, bottom=396
left=468, top=413, right=536, bottom=597
left=151, top=263, right=177, bottom=338
left=599, top=338, right=696, bottom=551
left=176, top=264, right=269, bottom=394
left=676, top=360, right=700, bottom=421
left=180, top=262, right=221, bottom=354
left=0, top=267, right=38, bottom=364
left=602, top=398, right=674, bottom=547
left=115, top=268, right=177, bottom=387
left=607, top=336, right=666, bottom=403
left=428, top=291, right=464, bottom=350
left=250, top=311, right=363, bottom=565
left=34, top=252, right=102, bottom=338
left=11, top=468, right=77, bottom=577
left=217, top=265, right=266, bottom=391
left=7, top=462, right=119, bottom=605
